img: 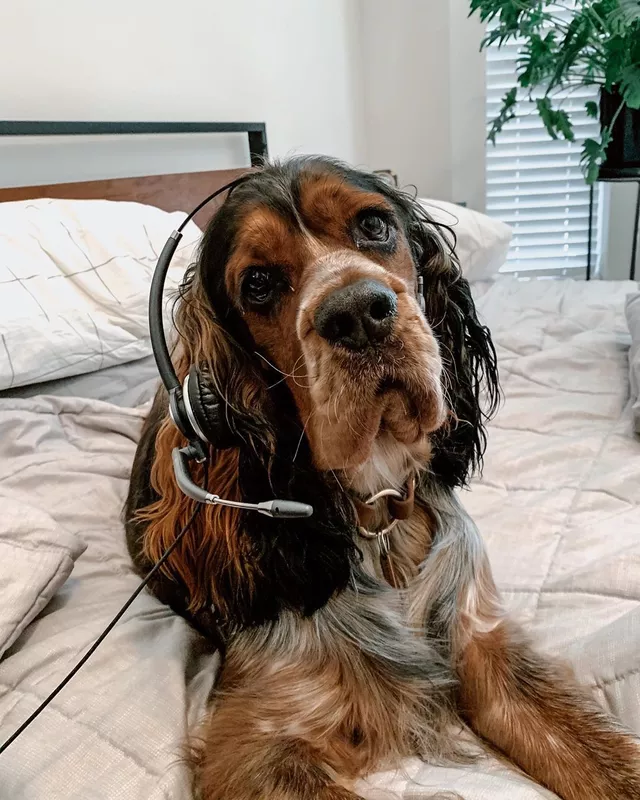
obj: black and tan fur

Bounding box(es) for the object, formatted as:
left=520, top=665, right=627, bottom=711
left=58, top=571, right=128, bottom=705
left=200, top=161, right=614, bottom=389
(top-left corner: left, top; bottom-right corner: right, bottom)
left=126, top=157, right=640, bottom=800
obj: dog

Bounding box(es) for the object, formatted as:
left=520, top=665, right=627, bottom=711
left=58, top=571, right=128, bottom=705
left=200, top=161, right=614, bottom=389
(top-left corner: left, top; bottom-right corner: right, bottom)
left=125, top=156, right=640, bottom=800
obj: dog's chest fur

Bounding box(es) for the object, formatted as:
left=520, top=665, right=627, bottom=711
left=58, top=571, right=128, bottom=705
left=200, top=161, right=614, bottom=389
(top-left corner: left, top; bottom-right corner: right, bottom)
left=221, top=541, right=458, bottom=777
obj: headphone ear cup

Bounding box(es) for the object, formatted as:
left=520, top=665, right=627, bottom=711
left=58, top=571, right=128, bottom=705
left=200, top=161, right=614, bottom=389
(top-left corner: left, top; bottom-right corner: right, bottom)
left=185, top=364, right=238, bottom=449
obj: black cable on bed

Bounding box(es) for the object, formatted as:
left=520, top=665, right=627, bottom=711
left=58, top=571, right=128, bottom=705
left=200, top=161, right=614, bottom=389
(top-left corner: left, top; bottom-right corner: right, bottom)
left=0, top=503, right=203, bottom=756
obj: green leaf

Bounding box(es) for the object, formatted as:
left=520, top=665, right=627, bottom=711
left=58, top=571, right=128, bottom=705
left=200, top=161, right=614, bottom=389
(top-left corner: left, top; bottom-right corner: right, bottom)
left=475, top=0, right=556, bottom=45
left=585, top=100, right=599, bottom=118
left=581, top=137, right=604, bottom=160
left=607, top=0, right=640, bottom=35
left=555, top=108, right=575, bottom=141
left=518, top=31, right=557, bottom=88
left=547, top=15, right=593, bottom=92
left=585, top=159, right=600, bottom=185
left=469, top=0, right=501, bottom=23
left=580, top=138, right=603, bottom=184
left=620, top=64, right=640, bottom=109
left=603, top=35, right=631, bottom=90
left=481, top=25, right=520, bottom=49
left=536, top=98, right=558, bottom=140
left=487, top=87, right=518, bottom=144
left=536, top=97, right=575, bottom=142
left=580, top=131, right=613, bottom=184
left=469, top=0, right=502, bottom=24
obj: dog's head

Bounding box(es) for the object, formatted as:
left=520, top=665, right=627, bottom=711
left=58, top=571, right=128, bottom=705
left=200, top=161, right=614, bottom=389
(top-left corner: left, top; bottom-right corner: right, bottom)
left=178, top=157, right=498, bottom=491
left=138, top=157, right=499, bottom=624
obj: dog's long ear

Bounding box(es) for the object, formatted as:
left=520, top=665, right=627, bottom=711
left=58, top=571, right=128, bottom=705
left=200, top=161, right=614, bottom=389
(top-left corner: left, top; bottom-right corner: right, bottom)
left=426, top=258, right=500, bottom=486
left=388, top=191, right=500, bottom=487
left=134, top=259, right=276, bottom=618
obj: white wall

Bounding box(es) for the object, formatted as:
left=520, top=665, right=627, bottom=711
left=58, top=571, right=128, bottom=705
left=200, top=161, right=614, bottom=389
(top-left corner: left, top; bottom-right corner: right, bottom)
left=0, top=0, right=363, bottom=185
left=357, top=0, right=452, bottom=200
left=356, top=0, right=486, bottom=211
left=449, top=0, right=487, bottom=212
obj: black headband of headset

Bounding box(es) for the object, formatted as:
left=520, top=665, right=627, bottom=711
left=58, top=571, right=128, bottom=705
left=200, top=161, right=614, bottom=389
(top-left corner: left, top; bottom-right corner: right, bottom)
left=148, top=174, right=252, bottom=394
left=147, top=169, right=314, bottom=520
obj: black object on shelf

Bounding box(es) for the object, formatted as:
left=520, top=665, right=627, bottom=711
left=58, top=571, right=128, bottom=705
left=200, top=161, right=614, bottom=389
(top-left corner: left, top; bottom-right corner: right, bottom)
left=587, top=167, right=640, bottom=282
left=600, top=89, right=640, bottom=172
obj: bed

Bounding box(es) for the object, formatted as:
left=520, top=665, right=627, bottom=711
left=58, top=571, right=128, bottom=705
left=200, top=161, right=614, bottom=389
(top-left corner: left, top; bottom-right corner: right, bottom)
left=0, top=132, right=638, bottom=800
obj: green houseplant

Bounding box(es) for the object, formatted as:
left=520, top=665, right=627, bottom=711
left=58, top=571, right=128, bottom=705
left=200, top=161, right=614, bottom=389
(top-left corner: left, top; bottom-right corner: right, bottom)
left=469, top=0, right=640, bottom=182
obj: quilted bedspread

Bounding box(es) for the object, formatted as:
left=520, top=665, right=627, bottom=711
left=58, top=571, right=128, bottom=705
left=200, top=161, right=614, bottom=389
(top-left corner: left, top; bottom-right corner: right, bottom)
left=0, top=277, right=638, bottom=799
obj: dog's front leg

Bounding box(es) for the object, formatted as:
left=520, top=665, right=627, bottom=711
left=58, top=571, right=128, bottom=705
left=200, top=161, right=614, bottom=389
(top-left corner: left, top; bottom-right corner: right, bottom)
left=409, top=491, right=640, bottom=800
left=195, top=690, right=365, bottom=800
left=194, top=634, right=368, bottom=800
left=458, top=617, right=640, bottom=800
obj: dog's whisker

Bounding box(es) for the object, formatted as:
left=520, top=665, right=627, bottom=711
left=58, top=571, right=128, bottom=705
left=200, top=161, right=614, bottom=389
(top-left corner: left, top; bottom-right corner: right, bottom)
left=329, top=467, right=346, bottom=495
left=332, top=382, right=346, bottom=424
left=438, top=341, right=460, bottom=384
left=343, top=406, right=364, bottom=442
left=429, top=308, right=449, bottom=331
left=292, top=377, right=315, bottom=389
left=293, top=410, right=315, bottom=463
left=266, top=376, right=289, bottom=390
left=256, top=350, right=316, bottom=389
left=255, top=351, right=309, bottom=380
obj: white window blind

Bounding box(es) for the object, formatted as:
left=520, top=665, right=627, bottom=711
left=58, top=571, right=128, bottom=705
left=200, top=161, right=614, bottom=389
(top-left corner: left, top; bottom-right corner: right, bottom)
left=485, top=7, right=602, bottom=277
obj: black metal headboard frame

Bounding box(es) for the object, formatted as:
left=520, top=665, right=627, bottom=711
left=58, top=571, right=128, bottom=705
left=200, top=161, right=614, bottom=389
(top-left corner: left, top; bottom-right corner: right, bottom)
left=0, top=121, right=268, bottom=167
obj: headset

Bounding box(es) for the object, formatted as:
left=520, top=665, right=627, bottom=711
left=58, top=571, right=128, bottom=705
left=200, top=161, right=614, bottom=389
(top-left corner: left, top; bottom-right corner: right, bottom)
left=149, top=177, right=313, bottom=520
left=0, top=176, right=312, bottom=756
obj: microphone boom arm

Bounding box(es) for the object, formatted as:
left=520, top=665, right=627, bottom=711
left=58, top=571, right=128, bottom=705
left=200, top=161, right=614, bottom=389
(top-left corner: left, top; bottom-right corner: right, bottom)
left=172, top=448, right=313, bottom=519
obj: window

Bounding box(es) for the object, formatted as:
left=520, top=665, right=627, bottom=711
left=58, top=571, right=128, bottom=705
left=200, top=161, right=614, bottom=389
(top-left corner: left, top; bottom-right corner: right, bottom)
left=485, top=12, right=602, bottom=277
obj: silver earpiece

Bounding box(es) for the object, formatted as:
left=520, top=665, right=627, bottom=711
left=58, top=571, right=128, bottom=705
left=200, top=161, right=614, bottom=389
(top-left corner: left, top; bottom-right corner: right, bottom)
left=417, top=275, right=426, bottom=313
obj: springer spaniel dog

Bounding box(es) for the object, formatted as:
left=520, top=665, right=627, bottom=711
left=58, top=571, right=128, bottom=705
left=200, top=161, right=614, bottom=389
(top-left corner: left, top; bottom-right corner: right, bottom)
left=125, top=157, right=640, bottom=800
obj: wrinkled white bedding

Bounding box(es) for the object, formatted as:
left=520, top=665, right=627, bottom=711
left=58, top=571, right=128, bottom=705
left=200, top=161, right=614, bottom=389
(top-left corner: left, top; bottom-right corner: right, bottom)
left=0, top=490, right=85, bottom=662
left=0, top=277, right=638, bottom=800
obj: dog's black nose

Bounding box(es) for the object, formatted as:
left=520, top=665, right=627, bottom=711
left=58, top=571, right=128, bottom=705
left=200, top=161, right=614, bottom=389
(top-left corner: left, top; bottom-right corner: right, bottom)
left=314, top=279, right=397, bottom=351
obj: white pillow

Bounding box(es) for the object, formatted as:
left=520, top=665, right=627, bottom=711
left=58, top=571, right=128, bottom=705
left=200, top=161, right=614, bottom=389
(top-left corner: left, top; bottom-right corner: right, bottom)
left=0, top=199, right=202, bottom=391
left=418, top=198, right=512, bottom=282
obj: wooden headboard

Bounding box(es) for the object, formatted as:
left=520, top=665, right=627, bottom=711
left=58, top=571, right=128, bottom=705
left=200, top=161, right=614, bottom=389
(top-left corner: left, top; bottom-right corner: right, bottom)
left=0, top=120, right=267, bottom=229
left=0, top=168, right=250, bottom=230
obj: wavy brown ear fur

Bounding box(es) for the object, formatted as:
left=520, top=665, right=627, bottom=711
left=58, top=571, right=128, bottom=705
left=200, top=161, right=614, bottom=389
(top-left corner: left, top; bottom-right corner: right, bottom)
left=365, top=178, right=500, bottom=486
left=130, top=262, right=274, bottom=618
left=421, top=249, right=500, bottom=487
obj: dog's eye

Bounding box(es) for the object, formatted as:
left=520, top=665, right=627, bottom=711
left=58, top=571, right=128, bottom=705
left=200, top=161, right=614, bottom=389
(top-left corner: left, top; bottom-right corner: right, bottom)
left=242, top=267, right=277, bottom=306
left=240, top=265, right=289, bottom=312
left=358, top=212, right=390, bottom=243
